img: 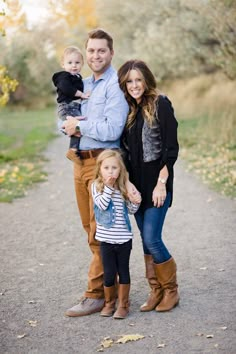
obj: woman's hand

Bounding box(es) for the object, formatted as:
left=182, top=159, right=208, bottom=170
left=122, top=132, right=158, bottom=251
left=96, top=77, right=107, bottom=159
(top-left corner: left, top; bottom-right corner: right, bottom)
left=152, top=183, right=167, bottom=208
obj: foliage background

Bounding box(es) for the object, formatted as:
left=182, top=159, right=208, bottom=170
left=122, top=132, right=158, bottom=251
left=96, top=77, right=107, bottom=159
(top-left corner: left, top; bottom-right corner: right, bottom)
left=0, top=0, right=236, bottom=200
left=1, top=0, right=235, bottom=105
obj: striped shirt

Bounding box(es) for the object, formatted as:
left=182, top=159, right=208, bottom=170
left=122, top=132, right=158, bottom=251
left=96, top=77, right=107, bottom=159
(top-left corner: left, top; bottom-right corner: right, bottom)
left=92, top=183, right=139, bottom=244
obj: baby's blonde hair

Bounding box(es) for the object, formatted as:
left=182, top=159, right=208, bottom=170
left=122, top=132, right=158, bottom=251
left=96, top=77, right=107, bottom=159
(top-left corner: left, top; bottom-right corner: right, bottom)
left=61, top=46, right=84, bottom=64
left=94, top=150, right=128, bottom=200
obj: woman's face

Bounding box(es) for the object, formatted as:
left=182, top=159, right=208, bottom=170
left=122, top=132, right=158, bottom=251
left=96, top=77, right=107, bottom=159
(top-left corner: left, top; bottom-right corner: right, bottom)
left=126, top=69, right=145, bottom=103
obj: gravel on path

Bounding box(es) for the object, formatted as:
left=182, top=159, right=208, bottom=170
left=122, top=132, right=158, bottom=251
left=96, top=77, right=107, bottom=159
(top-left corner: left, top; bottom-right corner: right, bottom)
left=0, top=135, right=235, bottom=354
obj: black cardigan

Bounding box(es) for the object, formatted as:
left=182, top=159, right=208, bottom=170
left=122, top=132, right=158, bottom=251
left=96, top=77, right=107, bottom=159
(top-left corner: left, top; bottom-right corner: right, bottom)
left=121, top=95, right=179, bottom=208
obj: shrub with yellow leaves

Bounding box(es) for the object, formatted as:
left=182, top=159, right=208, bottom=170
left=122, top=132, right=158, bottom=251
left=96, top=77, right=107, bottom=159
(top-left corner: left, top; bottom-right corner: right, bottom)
left=0, top=65, right=18, bottom=106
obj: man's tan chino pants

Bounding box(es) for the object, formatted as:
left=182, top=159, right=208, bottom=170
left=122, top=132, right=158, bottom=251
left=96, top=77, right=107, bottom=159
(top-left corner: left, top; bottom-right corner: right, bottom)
left=73, top=158, right=104, bottom=299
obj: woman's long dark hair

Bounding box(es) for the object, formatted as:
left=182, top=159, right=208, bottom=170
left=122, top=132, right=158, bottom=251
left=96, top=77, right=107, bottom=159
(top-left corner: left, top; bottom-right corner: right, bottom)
left=118, top=60, right=159, bottom=128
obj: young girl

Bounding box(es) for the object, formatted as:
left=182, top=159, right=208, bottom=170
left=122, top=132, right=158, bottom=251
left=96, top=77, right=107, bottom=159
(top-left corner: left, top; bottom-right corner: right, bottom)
left=92, top=150, right=141, bottom=319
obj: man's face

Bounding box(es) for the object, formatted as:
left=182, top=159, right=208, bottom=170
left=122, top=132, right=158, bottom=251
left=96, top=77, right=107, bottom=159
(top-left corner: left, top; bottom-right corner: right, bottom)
left=86, top=38, right=114, bottom=77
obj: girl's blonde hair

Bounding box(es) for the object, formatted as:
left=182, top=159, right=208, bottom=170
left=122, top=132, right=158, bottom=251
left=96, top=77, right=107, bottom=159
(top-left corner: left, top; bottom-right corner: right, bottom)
left=61, top=46, right=84, bottom=64
left=118, top=59, right=160, bottom=128
left=94, top=150, right=128, bottom=200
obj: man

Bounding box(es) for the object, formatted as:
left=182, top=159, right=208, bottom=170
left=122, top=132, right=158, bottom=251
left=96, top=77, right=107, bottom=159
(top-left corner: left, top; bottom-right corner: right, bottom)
left=63, top=29, right=132, bottom=317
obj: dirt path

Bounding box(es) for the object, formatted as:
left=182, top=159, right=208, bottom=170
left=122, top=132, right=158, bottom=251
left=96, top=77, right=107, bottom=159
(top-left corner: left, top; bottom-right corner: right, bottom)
left=0, top=135, right=235, bottom=354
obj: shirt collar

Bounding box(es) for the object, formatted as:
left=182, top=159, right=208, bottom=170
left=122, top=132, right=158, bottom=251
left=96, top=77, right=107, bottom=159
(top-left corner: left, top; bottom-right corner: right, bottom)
left=90, top=65, right=114, bottom=83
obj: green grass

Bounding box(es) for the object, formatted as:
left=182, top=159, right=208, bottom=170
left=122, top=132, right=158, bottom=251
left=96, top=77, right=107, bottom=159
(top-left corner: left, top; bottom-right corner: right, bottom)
left=178, top=117, right=236, bottom=198
left=0, top=106, right=57, bottom=202
left=0, top=107, right=235, bottom=202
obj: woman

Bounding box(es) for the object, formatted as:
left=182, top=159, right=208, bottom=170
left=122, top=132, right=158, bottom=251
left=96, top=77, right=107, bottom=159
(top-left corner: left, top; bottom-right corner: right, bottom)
left=118, top=59, right=179, bottom=312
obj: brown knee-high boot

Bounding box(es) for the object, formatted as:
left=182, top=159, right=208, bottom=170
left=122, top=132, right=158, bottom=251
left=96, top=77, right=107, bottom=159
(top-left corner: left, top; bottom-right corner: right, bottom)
left=100, top=285, right=117, bottom=317
left=154, top=257, right=179, bottom=312
left=140, top=255, right=163, bottom=311
left=113, top=284, right=130, bottom=319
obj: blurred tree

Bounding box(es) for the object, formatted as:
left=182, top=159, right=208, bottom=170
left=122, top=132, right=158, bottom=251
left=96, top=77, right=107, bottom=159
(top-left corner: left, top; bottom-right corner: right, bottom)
left=1, top=0, right=98, bottom=106
left=48, top=0, right=98, bottom=55
left=0, top=0, right=25, bottom=35
left=1, top=28, right=56, bottom=106
left=49, top=0, right=97, bottom=29
left=0, top=65, right=18, bottom=106
left=0, top=0, right=25, bottom=106
left=96, top=0, right=236, bottom=80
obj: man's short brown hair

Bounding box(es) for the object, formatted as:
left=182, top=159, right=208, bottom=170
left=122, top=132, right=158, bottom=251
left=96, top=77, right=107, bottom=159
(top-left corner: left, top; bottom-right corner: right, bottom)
left=85, top=28, right=113, bottom=51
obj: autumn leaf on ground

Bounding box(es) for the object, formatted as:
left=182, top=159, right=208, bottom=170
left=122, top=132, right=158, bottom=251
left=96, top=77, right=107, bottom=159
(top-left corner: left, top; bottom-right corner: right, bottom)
left=157, top=343, right=166, bottom=348
left=101, top=337, right=114, bottom=348
left=116, top=334, right=145, bottom=344
left=28, top=320, right=38, bottom=327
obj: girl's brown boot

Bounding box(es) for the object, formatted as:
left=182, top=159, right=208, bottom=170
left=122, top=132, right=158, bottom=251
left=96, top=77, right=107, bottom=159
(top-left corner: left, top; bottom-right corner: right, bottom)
left=113, top=284, right=130, bottom=319
left=100, top=285, right=117, bottom=317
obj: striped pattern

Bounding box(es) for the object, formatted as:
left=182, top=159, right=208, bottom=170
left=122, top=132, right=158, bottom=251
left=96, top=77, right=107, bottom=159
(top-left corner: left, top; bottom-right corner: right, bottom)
left=92, top=183, right=139, bottom=244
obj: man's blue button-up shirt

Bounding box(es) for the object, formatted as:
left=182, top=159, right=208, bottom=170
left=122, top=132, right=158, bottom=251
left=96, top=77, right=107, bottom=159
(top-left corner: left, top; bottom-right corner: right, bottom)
left=79, top=65, right=129, bottom=150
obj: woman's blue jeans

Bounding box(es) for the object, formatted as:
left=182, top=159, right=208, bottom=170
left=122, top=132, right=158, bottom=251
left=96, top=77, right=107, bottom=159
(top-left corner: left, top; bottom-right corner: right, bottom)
left=134, top=193, right=171, bottom=264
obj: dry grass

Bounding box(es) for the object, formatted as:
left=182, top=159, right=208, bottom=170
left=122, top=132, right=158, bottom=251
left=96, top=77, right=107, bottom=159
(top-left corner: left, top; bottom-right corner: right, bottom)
left=163, top=73, right=236, bottom=198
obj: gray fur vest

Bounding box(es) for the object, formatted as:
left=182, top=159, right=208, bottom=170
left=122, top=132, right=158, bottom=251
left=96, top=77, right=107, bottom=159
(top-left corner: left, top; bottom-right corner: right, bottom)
left=142, top=113, right=162, bottom=162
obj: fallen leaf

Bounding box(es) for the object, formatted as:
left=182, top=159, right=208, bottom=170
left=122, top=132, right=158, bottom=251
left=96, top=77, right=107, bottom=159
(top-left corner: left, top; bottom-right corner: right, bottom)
left=206, top=334, right=214, bottom=338
left=101, top=338, right=114, bottom=348
left=28, top=320, right=38, bottom=327
left=220, top=326, right=227, bottom=330
left=17, top=334, right=27, bottom=339
left=157, top=343, right=166, bottom=348
left=116, top=334, right=145, bottom=344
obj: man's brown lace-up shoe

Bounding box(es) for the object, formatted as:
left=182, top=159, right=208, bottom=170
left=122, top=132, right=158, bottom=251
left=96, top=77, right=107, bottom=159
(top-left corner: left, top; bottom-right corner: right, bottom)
left=65, top=297, right=104, bottom=317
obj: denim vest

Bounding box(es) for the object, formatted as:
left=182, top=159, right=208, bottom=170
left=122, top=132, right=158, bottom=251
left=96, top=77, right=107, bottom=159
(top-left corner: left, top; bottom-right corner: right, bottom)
left=94, top=200, right=131, bottom=231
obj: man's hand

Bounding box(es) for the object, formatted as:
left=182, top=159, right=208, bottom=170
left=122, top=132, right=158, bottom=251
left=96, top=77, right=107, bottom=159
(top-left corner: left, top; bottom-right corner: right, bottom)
left=62, top=116, right=79, bottom=136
